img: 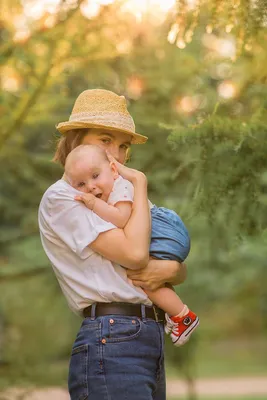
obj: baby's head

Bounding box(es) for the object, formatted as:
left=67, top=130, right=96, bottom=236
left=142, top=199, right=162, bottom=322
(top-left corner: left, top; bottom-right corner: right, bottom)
left=65, top=144, right=118, bottom=201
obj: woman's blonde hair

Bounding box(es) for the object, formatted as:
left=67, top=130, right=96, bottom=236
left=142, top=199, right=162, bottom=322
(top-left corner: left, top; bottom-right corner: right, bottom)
left=53, top=128, right=131, bottom=166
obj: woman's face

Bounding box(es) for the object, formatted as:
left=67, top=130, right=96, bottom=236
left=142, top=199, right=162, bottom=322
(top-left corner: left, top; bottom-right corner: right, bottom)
left=82, top=129, right=132, bottom=164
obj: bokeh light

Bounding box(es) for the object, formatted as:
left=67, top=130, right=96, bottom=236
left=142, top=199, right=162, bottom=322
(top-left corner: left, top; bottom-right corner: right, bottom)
left=1, top=68, right=22, bottom=92
left=210, top=63, right=233, bottom=80
left=217, top=81, right=237, bottom=99
left=21, top=0, right=61, bottom=20
left=126, top=76, right=145, bottom=99
left=12, top=14, right=31, bottom=43
left=80, top=0, right=114, bottom=19
left=121, top=0, right=176, bottom=19
left=20, top=0, right=177, bottom=23
left=202, top=34, right=236, bottom=59
left=175, top=94, right=206, bottom=113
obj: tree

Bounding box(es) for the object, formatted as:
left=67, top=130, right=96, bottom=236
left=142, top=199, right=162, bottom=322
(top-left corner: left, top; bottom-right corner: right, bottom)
left=1, top=0, right=267, bottom=391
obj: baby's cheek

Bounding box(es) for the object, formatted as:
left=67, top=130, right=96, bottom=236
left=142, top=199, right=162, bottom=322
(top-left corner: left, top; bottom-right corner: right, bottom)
left=107, top=180, right=114, bottom=193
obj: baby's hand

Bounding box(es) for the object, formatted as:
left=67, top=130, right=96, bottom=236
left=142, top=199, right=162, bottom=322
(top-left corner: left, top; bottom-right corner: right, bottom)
left=106, top=151, right=146, bottom=184
left=75, top=193, right=96, bottom=210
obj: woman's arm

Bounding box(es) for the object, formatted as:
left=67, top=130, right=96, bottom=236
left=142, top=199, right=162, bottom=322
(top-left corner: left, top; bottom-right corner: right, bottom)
left=89, top=154, right=151, bottom=270
left=75, top=193, right=132, bottom=229
left=126, top=259, right=187, bottom=290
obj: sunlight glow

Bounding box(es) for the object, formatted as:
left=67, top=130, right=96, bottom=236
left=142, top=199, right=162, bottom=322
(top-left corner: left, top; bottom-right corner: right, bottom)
left=217, top=81, right=236, bottom=99
left=116, top=39, right=133, bottom=54
left=13, top=15, right=31, bottom=43
left=127, top=76, right=145, bottom=99
left=1, top=68, right=22, bottom=92
left=202, top=34, right=236, bottom=59
left=168, top=23, right=179, bottom=44
left=176, top=94, right=206, bottom=114
left=80, top=0, right=113, bottom=19
left=81, top=0, right=176, bottom=21
left=210, top=63, right=232, bottom=80
left=121, top=0, right=176, bottom=17
left=21, top=0, right=61, bottom=19
left=21, top=0, right=177, bottom=22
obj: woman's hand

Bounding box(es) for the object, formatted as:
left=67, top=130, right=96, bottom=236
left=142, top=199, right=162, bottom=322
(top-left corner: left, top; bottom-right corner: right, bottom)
left=106, top=151, right=146, bottom=184
left=127, top=258, right=187, bottom=291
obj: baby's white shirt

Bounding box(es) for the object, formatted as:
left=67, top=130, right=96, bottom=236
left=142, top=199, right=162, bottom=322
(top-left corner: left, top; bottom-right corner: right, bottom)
left=107, top=175, right=154, bottom=209
left=107, top=176, right=134, bottom=205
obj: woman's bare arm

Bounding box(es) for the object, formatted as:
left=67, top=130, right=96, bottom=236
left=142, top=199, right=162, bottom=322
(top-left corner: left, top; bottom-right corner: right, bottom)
left=90, top=155, right=151, bottom=270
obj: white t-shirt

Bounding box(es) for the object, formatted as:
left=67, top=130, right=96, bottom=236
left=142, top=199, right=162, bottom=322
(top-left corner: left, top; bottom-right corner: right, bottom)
left=38, top=179, right=151, bottom=316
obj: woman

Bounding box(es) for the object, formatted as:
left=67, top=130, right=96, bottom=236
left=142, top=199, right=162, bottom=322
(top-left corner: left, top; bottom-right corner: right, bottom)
left=38, top=89, right=187, bottom=400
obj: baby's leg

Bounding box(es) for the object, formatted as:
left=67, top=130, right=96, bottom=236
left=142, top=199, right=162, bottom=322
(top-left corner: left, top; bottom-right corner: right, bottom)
left=145, top=286, right=199, bottom=347
left=144, top=286, right=185, bottom=317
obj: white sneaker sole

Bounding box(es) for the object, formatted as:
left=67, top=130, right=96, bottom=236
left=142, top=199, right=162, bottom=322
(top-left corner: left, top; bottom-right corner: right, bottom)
left=172, top=317, right=200, bottom=347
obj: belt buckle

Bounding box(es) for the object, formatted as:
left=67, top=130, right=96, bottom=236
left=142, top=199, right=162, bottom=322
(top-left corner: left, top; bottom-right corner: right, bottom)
left=152, top=305, right=159, bottom=322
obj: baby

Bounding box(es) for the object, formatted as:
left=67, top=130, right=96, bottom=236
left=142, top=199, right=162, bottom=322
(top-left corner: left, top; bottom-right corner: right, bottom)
left=64, top=144, right=199, bottom=346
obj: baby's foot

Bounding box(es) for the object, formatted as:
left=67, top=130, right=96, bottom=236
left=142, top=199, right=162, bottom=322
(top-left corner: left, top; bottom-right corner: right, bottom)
left=166, top=310, right=199, bottom=346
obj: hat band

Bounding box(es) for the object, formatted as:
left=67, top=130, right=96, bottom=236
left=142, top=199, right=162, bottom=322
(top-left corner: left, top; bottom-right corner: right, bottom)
left=69, top=111, right=135, bottom=133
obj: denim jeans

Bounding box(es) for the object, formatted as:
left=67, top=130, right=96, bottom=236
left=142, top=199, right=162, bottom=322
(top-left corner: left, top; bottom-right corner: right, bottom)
left=150, top=206, right=190, bottom=262
left=68, top=309, right=166, bottom=399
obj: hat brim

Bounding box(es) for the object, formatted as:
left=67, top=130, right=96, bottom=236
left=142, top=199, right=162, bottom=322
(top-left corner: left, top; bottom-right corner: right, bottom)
left=56, top=121, right=148, bottom=145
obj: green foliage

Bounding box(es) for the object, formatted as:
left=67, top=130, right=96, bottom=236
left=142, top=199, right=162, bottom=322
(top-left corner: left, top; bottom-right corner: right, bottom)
left=169, top=112, right=267, bottom=233
left=171, top=0, right=267, bottom=55
left=1, top=0, right=267, bottom=390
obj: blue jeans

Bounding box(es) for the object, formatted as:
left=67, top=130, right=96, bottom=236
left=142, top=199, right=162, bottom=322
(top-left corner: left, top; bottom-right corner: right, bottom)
left=150, top=206, right=190, bottom=262
left=68, top=310, right=166, bottom=399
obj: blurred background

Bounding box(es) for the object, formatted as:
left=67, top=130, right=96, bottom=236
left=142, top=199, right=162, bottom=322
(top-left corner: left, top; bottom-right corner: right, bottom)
left=1, top=1, right=267, bottom=399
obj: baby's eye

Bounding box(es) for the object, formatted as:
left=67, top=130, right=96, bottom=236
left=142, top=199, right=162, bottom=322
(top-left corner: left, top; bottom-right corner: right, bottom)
left=92, top=173, right=99, bottom=179
left=77, top=182, right=85, bottom=187
left=120, top=144, right=128, bottom=150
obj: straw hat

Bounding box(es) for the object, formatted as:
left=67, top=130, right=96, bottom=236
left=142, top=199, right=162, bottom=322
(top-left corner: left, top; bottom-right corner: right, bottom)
left=56, top=89, right=148, bottom=144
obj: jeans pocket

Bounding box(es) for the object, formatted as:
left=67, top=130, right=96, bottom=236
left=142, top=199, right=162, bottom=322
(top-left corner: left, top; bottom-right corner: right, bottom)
left=106, top=317, right=143, bottom=343
left=68, top=344, right=89, bottom=400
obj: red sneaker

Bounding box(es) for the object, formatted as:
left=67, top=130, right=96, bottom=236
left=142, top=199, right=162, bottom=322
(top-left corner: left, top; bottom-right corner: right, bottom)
left=170, top=310, right=199, bottom=347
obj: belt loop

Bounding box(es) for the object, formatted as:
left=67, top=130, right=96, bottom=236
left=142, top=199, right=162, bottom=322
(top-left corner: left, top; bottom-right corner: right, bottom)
left=91, top=303, right=96, bottom=320
left=153, top=305, right=159, bottom=322
left=141, top=304, right=146, bottom=320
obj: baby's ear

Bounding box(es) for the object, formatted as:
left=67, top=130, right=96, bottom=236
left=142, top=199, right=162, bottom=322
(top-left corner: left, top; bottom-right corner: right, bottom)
left=110, top=162, right=119, bottom=179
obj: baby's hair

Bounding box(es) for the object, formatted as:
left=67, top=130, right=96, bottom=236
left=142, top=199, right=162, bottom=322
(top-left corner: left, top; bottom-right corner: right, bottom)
left=65, top=144, right=109, bottom=176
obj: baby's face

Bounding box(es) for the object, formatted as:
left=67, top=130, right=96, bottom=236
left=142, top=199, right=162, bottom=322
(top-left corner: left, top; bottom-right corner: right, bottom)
left=68, top=156, right=117, bottom=202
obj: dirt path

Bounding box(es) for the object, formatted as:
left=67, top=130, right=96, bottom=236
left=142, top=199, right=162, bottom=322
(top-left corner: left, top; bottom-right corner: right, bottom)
left=167, top=377, right=267, bottom=397
left=1, top=377, right=267, bottom=399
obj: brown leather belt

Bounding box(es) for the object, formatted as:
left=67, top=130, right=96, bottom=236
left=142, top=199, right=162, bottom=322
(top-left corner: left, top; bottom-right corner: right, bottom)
left=83, top=302, right=165, bottom=323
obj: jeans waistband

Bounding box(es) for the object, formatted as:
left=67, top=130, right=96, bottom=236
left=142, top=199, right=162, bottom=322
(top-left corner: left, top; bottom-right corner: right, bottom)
left=83, top=302, right=165, bottom=323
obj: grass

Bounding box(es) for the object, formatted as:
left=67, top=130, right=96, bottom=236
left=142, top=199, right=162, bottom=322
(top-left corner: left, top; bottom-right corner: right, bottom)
left=166, top=337, right=267, bottom=378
